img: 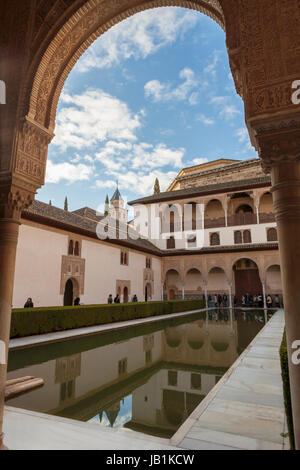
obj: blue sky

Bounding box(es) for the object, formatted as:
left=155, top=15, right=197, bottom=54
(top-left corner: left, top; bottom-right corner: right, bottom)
left=37, top=7, right=257, bottom=213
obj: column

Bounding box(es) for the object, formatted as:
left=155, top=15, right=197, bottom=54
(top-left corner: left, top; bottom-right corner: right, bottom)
left=0, top=217, right=21, bottom=449
left=161, top=284, right=164, bottom=301
left=182, top=284, right=185, bottom=300
left=228, top=284, right=232, bottom=309
left=262, top=280, right=267, bottom=310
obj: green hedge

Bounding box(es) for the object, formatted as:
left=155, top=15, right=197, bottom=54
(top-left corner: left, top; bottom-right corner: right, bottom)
left=280, top=329, right=295, bottom=450
left=10, top=299, right=205, bottom=339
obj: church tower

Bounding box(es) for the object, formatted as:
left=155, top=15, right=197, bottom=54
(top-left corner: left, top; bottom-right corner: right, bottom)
left=110, top=183, right=128, bottom=224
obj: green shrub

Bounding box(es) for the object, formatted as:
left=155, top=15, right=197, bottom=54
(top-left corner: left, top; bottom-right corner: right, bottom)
left=10, top=299, right=205, bottom=339
left=280, top=329, right=295, bottom=450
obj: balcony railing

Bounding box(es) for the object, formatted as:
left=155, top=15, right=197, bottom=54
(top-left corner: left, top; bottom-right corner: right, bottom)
left=204, top=217, right=226, bottom=229
left=227, top=213, right=257, bottom=227
left=259, top=212, right=276, bottom=223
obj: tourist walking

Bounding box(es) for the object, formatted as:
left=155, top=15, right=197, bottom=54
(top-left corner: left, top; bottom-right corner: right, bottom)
left=223, top=293, right=228, bottom=307
left=107, top=294, right=113, bottom=304
left=24, top=298, right=34, bottom=308
left=267, top=294, right=272, bottom=308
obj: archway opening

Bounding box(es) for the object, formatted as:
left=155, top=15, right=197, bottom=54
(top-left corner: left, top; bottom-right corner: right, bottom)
left=185, top=268, right=202, bottom=299
left=233, top=258, right=262, bottom=304
left=165, top=269, right=181, bottom=300
left=63, top=278, right=79, bottom=306
left=123, top=286, right=129, bottom=303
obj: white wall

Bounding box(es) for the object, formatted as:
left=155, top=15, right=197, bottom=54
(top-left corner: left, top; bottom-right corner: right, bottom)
left=13, top=223, right=67, bottom=308
left=13, top=222, right=162, bottom=308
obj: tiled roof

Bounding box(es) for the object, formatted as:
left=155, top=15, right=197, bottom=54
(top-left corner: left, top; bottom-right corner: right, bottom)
left=129, top=176, right=271, bottom=205
left=22, top=200, right=162, bottom=255
left=72, top=207, right=104, bottom=222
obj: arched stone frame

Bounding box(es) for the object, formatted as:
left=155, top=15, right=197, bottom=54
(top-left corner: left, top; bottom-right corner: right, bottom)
left=184, top=268, right=203, bottom=299
left=4, top=0, right=300, bottom=449
left=204, top=198, right=226, bottom=228
left=63, top=277, right=80, bottom=306
left=116, top=280, right=131, bottom=302
left=207, top=266, right=228, bottom=295
left=165, top=268, right=182, bottom=300
left=231, top=256, right=264, bottom=302
left=60, top=255, right=85, bottom=297
left=265, top=264, right=282, bottom=296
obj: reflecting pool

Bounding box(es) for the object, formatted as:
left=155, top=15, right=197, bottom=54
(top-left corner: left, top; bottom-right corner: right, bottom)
left=7, top=309, right=273, bottom=438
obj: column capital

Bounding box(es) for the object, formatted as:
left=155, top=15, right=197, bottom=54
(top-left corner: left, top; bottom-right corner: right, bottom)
left=0, top=184, right=34, bottom=220
left=253, top=119, right=300, bottom=173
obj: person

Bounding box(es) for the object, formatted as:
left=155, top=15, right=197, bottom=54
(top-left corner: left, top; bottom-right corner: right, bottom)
left=222, top=293, right=228, bottom=307
left=214, top=294, right=218, bottom=308
left=114, top=294, right=120, bottom=303
left=275, top=294, right=280, bottom=308
left=218, top=294, right=222, bottom=307
left=241, top=295, right=245, bottom=306
left=267, top=294, right=272, bottom=308
left=24, top=298, right=33, bottom=308
left=132, top=294, right=138, bottom=302
left=74, top=297, right=80, bottom=306
left=107, top=294, right=113, bottom=304
left=258, top=293, right=263, bottom=308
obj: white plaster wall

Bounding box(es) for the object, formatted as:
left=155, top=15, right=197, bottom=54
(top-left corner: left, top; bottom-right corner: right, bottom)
left=81, top=239, right=161, bottom=305
left=13, top=223, right=67, bottom=308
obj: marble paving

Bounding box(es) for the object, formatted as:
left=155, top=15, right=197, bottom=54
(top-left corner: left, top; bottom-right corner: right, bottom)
left=171, top=310, right=289, bottom=450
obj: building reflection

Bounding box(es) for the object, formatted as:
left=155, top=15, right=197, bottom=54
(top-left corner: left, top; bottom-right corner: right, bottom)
left=7, top=310, right=266, bottom=438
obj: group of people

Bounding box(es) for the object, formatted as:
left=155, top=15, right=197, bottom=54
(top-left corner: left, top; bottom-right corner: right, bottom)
left=240, top=293, right=281, bottom=308
left=107, top=294, right=138, bottom=304
left=208, top=293, right=229, bottom=308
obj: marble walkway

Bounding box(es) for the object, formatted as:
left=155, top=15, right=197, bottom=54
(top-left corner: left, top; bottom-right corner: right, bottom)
left=4, top=309, right=288, bottom=450
left=171, top=309, right=289, bottom=450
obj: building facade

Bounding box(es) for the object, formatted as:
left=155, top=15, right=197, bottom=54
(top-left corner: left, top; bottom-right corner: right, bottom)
left=12, top=158, right=282, bottom=308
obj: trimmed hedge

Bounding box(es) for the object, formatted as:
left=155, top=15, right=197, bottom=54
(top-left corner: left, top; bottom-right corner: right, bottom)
left=280, top=329, right=295, bottom=450
left=10, top=299, right=205, bottom=339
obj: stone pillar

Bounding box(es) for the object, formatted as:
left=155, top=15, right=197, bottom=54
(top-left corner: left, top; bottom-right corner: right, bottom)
left=0, top=186, right=33, bottom=449
left=0, top=217, right=21, bottom=449
left=182, top=284, right=185, bottom=300
left=262, top=281, right=267, bottom=310
left=228, top=284, right=232, bottom=309
left=269, top=159, right=300, bottom=449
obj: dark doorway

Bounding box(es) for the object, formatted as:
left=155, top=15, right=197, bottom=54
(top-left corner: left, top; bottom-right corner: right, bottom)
left=64, top=279, right=74, bottom=306
left=123, top=286, right=128, bottom=303
left=234, top=259, right=262, bottom=302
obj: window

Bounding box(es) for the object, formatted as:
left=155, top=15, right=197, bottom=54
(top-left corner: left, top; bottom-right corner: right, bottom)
left=234, top=230, right=251, bottom=244
left=210, top=233, right=220, bottom=246
left=168, top=370, right=177, bottom=387
left=191, top=373, right=201, bottom=390
left=68, top=240, right=73, bottom=255
left=146, top=257, right=152, bottom=269
left=118, top=358, right=127, bottom=376
left=145, top=350, right=152, bottom=364
left=243, top=230, right=252, bottom=244
left=120, top=250, right=129, bottom=265
left=267, top=227, right=278, bottom=242
left=74, top=241, right=79, bottom=256
left=234, top=231, right=243, bottom=244
left=167, top=236, right=175, bottom=249
left=68, top=238, right=81, bottom=256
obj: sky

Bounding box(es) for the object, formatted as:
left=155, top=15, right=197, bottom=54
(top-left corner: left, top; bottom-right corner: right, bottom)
left=37, top=7, right=258, bottom=214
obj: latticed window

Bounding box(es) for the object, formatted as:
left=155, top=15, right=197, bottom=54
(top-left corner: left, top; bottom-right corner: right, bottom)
left=68, top=240, right=73, bottom=255
left=267, top=227, right=278, bottom=242
left=234, top=231, right=243, bottom=244
left=167, top=237, right=175, bottom=249
left=74, top=241, right=79, bottom=256
left=243, top=230, right=252, bottom=244
left=210, top=233, right=220, bottom=246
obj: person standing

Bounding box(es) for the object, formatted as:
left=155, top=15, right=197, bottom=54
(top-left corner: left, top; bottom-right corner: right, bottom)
left=114, top=294, right=120, bottom=303
left=24, top=298, right=34, bottom=308
left=107, top=294, right=113, bottom=304
left=267, top=294, right=272, bottom=308
left=74, top=297, right=80, bottom=306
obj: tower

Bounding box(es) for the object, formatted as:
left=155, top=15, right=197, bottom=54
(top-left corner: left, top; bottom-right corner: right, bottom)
left=110, top=183, right=128, bottom=224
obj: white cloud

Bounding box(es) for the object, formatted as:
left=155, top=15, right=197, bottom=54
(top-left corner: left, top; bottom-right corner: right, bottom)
left=131, top=143, right=184, bottom=170
left=74, top=9, right=198, bottom=72
left=235, top=127, right=252, bottom=152
left=197, top=113, right=215, bottom=126
left=204, top=50, right=221, bottom=80
left=210, top=95, right=240, bottom=121
left=46, top=160, right=93, bottom=184
left=53, top=90, right=141, bottom=151
left=145, top=67, right=198, bottom=104
left=189, top=157, right=209, bottom=166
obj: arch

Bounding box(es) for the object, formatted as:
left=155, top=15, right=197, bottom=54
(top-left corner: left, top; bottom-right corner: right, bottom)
left=165, top=326, right=184, bottom=348
left=233, top=258, right=262, bottom=303
left=74, top=241, right=80, bottom=256
left=123, top=286, right=129, bottom=303
left=235, top=204, right=253, bottom=214
left=68, top=240, right=74, bottom=255
left=145, top=282, right=152, bottom=302
left=266, top=265, right=282, bottom=294
left=185, top=268, right=203, bottom=299
left=183, top=201, right=198, bottom=231
left=165, top=268, right=182, bottom=300
left=204, top=199, right=225, bottom=227
left=63, top=278, right=79, bottom=306
left=25, top=1, right=224, bottom=132
left=210, top=232, right=220, bottom=246
left=207, top=267, right=227, bottom=294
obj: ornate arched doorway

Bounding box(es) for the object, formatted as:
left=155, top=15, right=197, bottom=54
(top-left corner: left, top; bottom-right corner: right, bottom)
left=63, top=278, right=79, bottom=306
left=233, top=259, right=262, bottom=303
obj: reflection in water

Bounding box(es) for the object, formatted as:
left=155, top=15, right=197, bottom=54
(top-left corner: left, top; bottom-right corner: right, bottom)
left=7, top=309, right=271, bottom=439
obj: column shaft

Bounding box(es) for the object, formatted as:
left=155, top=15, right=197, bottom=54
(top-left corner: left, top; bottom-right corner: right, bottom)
left=271, top=160, right=300, bottom=449
left=0, top=218, right=20, bottom=449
